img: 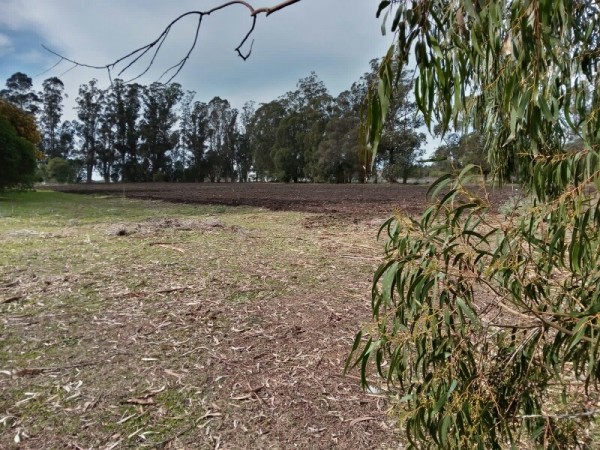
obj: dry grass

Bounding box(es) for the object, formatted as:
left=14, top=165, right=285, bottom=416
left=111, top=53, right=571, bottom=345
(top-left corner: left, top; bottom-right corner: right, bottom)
left=0, top=191, right=402, bottom=449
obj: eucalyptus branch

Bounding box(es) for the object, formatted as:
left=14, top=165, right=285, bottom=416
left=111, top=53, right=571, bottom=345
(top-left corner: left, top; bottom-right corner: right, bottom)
left=42, top=0, right=302, bottom=83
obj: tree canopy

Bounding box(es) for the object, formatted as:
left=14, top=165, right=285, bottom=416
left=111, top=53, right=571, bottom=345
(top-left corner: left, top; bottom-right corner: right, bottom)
left=0, top=99, right=39, bottom=189
left=2, top=59, right=429, bottom=184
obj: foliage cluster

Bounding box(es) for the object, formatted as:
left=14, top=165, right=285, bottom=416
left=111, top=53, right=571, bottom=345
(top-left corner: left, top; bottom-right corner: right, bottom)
left=348, top=0, right=600, bottom=448
left=0, top=98, right=39, bottom=190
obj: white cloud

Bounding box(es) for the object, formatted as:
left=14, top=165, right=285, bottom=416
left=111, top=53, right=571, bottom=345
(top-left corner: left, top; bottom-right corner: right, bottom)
left=0, top=33, right=13, bottom=55
left=1, top=0, right=394, bottom=118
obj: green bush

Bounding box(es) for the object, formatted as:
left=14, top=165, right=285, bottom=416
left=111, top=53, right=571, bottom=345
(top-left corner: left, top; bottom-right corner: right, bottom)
left=47, top=157, right=77, bottom=183
left=0, top=116, right=37, bottom=190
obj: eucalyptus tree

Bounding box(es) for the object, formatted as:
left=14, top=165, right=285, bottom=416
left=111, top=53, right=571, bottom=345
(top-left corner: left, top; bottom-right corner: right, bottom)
left=272, top=111, right=305, bottom=182
left=205, top=96, right=237, bottom=182
left=316, top=114, right=360, bottom=183
left=103, top=79, right=142, bottom=181
left=96, top=99, right=117, bottom=183
left=375, top=68, right=426, bottom=183
left=348, top=0, right=600, bottom=447
left=223, top=107, right=239, bottom=181
left=249, top=100, right=286, bottom=180
left=315, top=89, right=363, bottom=183
left=180, top=92, right=210, bottom=181
left=56, top=120, right=77, bottom=160
left=139, top=82, right=183, bottom=180
left=432, top=131, right=489, bottom=178
left=0, top=72, right=40, bottom=116
left=75, top=79, right=105, bottom=183
left=378, top=128, right=426, bottom=183
left=273, top=72, right=332, bottom=181
left=40, top=77, right=65, bottom=157
left=236, top=101, right=255, bottom=182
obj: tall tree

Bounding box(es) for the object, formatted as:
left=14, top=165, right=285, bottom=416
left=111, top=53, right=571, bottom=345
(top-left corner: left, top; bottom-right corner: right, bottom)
left=316, top=75, right=374, bottom=183
left=249, top=100, right=286, bottom=180
left=0, top=72, right=40, bottom=116
left=122, top=82, right=142, bottom=181
left=96, top=101, right=117, bottom=183
left=56, top=120, right=77, bottom=160
left=205, top=96, right=237, bottom=182
left=180, top=92, right=210, bottom=181
left=139, top=82, right=183, bottom=180
left=40, top=77, right=65, bottom=158
left=236, top=101, right=255, bottom=182
left=373, top=68, right=425, bottom=183
left=75, top=79, right=105, bottom=183
left=316, top=90, right=362, bottom=183
left=102, top=79, right=142, bottom=182
left=272, top=111, right=305, bottom=182
left=432, top=130, right=489, bottom=178
left=273, top=72, right=332, bottom=182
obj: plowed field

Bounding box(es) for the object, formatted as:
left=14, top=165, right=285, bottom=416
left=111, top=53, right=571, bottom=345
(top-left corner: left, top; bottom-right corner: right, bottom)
left=50, top=182, right=516, bottom=216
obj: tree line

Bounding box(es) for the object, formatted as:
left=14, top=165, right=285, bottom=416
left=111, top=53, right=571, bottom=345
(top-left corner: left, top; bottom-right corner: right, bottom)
left=0, top=63, right=436, bottom=185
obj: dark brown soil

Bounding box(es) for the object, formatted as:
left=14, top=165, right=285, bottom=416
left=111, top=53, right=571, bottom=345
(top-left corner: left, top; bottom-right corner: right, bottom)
left=49, top=182, right=517, bottom=216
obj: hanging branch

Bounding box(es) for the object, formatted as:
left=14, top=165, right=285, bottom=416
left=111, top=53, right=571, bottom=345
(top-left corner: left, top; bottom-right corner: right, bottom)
left=42, top=0, right=302, bottom=84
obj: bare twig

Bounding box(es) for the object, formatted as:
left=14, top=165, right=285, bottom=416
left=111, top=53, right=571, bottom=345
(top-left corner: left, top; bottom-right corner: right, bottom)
left=157, top=287, right=189, bottom=294
left=2, top=361, right=98, bottom=377
left=113, top=286, right=189, bottom=298
left=149, top=242, right=186, bottom=253
left=42, top=0, right=303, bottom=83
left=0, top=295, right=24, bottom=305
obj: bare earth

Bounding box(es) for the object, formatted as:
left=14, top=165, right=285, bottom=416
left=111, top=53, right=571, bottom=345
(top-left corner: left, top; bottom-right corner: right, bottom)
left=49, top=182, right=516, bottom=216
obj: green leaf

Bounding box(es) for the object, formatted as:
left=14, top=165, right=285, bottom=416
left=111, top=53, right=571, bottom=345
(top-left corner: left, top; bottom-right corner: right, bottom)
left=344, top=331, right=363, bottom=374
left=427, top=173, right=454, bottom=200
left=456, top=297, right=479, bottom=325
left=391, top=5, right=403, bottom=32
left=567, top=317, right=589, bottom=353
left=376, top=1, right=391, bottom=18
left=440, top=415, right=452, bottom=445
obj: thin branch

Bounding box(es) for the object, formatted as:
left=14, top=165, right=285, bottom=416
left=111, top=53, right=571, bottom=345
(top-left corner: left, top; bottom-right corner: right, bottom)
left=159, top=15, right=204, bottom=84
left=235, top=15, right=257, bottom=60
left=251, top=0, right=302, bottom=16
left=42, top=44, right=105, bottom=70
left=41, top=0, right=303, bottom=84
left=58, top=63, right=79, bottom=78
left=34, top=57, right=64, bottom=78
left=0, top=295, right=24, bottom=305
left=119, top=20, right=177, bottom=83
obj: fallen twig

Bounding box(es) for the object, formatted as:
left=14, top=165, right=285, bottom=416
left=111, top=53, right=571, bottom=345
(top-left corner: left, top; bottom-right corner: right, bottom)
left=149, top=242, right=186, bottom=254
left=1, top=295, right=24, bottom=305
left=157, top=287, right=189, bottom=294
left=1, top=361, right=98, bottom=377
left=114, top=287, right=190, bottom=298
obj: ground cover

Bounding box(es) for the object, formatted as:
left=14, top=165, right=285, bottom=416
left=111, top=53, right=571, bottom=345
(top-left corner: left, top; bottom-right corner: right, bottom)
left=1, top=190, right=402, bottom=449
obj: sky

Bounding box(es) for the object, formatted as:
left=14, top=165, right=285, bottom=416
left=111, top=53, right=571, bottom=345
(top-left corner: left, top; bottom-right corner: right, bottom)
left=0, top=0, right=442, bottom=152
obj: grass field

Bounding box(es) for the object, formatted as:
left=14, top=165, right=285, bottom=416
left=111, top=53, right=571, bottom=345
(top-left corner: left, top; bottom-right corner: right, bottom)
left=0, top=190, right=400, bottom=449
